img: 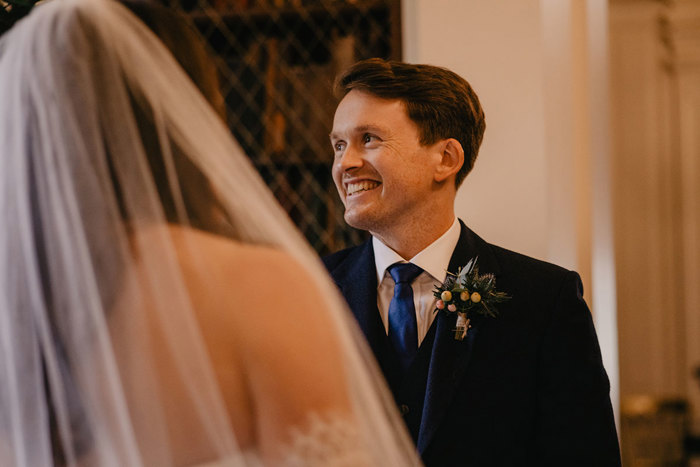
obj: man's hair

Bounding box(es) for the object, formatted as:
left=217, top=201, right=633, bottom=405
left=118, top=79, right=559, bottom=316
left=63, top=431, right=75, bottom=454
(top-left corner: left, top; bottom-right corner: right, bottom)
left=334, top=58, right=485, bottom=187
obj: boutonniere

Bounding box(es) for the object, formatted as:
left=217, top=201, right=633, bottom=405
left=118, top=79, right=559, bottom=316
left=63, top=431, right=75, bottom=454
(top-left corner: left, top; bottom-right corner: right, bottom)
left=433, top=257, right=511, bottom=341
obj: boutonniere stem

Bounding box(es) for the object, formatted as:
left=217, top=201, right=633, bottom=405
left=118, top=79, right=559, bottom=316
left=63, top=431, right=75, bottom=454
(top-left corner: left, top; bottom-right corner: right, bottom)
left=433, top=257, right=511, bottom=341
left=455, top=313, right=470, bottom=340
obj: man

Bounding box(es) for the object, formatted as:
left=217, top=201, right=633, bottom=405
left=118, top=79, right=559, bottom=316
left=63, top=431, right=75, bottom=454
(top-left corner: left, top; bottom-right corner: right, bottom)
left=323, top=58, right=621, bottom=466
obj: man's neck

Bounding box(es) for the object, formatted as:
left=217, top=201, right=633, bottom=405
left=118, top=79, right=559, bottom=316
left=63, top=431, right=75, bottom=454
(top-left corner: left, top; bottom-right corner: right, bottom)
left=371, top=214, right=456, bottom=260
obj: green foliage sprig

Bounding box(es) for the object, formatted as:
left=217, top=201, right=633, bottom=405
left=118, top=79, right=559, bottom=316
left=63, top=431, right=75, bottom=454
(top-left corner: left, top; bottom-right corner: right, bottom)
left=433, top=257, right=511, bottom=319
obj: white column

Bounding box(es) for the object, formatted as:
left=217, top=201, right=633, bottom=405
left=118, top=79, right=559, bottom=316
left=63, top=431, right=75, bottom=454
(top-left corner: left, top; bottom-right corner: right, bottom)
left=609, top=0, right=686, bottom=402
left=539, top=0, right=619, bottom=424
left=586, top=0, right=621, bottom=427
left=669, top=0, right=700, bottom=414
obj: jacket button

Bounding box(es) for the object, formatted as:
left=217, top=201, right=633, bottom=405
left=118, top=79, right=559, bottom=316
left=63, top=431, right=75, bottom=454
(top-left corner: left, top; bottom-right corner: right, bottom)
left=400, top=404, right=410, bottom=415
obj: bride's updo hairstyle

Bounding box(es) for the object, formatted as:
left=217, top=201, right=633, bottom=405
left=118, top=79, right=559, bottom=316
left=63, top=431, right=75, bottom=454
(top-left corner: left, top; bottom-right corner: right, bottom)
left=118, top=1, right=236, bottom=239
left=0, top=0, right=39, bottom=36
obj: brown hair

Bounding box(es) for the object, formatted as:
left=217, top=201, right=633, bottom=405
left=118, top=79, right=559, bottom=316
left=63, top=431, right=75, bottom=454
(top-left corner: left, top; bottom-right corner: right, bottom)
left=121, top=1, right=226, bottom=120
left=119, top=0, right=235, bottom=238
left=335, top=58, right=485, bottom=187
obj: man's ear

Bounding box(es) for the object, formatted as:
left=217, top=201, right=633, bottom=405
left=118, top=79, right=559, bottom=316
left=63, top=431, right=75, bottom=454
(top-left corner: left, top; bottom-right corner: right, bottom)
left=434, top=138, right=464, bottom=183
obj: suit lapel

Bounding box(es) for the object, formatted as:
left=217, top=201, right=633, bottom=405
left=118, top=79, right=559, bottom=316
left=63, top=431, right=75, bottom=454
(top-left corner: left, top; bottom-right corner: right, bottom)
left=417, top=221, right=500, bottom=453
left=329, top=240, right=387, bottom=360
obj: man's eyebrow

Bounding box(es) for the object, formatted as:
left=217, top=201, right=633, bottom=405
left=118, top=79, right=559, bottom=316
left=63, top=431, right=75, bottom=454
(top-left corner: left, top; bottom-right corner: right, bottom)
left=329, top=124, right=388, bottom=140
left=356, top=124, right=387, bottom=134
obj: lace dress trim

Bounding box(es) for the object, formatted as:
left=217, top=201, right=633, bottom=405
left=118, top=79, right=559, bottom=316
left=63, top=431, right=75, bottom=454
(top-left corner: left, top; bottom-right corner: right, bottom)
left=281, top=413, right=371, bottom=466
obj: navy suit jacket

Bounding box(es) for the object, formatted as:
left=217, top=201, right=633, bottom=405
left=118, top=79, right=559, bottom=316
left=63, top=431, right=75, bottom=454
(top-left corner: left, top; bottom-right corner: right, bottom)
left=323, top=221, right=621, bottom=466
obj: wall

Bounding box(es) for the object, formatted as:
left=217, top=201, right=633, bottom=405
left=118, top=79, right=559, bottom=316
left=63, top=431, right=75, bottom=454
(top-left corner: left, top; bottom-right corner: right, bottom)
left=403, top=0, right=550, bottom=262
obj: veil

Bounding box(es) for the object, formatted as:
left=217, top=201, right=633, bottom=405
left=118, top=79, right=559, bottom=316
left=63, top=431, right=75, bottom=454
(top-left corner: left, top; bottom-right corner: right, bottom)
left=0, top=0, right=419, bottom=465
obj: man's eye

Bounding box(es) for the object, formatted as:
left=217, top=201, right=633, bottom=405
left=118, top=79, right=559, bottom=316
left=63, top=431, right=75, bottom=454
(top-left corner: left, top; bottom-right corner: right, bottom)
left=363, top=134, right=378, bottom=144
left=333, top=142, right=345, bottom=152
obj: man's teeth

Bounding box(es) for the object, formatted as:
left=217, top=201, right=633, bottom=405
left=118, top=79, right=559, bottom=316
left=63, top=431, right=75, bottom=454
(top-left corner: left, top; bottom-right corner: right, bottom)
left=347, top=181, right=380, bottom=196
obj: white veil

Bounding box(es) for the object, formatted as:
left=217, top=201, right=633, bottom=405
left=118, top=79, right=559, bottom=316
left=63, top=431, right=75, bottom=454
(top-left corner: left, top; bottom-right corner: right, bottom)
left=0, top=0, right=418, bottom=465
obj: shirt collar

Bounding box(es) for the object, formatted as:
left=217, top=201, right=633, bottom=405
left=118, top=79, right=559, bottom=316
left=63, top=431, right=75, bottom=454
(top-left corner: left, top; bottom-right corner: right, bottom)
left=373, top=218, right=461, bottom=284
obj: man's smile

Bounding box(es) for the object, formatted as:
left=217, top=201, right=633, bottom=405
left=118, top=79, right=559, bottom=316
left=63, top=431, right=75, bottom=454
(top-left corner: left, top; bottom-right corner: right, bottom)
left=345, top=180, right=381, bottom=196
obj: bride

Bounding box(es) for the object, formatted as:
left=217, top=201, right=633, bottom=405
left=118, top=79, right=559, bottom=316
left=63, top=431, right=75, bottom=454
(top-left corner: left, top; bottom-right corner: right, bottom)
left=0, top=0, right=419, bottom=465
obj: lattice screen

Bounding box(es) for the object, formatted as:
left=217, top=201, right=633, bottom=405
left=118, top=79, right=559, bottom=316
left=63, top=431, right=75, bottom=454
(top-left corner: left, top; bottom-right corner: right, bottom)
left=163, top=0, right=401, bottom=254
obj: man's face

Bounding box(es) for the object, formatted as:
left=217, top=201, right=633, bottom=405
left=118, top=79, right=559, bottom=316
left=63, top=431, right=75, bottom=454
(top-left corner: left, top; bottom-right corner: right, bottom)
left=330, top=90, right=440, bottom=233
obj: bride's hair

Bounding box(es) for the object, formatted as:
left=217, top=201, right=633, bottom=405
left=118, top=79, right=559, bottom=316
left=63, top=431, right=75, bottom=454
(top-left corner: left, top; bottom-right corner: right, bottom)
left=0, top=0, right=38, bottom=36
left=119, top=1, right=226, bottom=120
left=117, top=1, right=235, bottom=238
left=121, top=90, right=237, bottom=237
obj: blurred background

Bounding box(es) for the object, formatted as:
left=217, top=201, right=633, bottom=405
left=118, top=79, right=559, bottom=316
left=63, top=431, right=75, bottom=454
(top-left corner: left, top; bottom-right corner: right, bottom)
left=164, top=0, right=700, bottom=464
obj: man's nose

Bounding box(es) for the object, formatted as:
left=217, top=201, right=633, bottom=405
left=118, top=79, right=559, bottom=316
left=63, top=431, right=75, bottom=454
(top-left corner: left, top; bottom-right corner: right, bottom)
left=337, top=145, right=363, bottom=172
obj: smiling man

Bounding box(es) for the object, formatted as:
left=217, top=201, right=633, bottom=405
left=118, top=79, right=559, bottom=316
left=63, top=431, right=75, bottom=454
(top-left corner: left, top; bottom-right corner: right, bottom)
left=323, top=59, right=621, bottom=467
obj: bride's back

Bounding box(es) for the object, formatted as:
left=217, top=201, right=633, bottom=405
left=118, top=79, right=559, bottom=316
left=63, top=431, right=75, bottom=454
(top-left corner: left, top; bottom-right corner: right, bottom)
left=123, top=225, right=353, bottom=464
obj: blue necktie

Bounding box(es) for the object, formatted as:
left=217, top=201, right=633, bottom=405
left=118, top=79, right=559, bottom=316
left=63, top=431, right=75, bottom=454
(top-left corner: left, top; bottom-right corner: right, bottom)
left=387, top=262, right=423, bottom=371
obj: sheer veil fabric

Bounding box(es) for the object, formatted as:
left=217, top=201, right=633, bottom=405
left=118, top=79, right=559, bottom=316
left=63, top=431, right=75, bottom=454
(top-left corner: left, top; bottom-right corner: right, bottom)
left=0, top=0, right=419, bottom=465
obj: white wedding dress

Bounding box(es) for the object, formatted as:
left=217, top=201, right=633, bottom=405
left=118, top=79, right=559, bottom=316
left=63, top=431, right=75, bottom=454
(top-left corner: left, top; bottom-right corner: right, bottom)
left=0, top=0, right=420, bottom=465
left=195, top=414, right=370, bottom=466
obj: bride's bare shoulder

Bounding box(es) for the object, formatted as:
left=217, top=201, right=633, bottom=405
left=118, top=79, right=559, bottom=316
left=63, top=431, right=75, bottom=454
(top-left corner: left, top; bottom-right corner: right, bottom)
left=162, top=224, right=327, bottom=330
left=162, top=226, right=350, bottom=454
left=166, top=224, right=306, bottom=284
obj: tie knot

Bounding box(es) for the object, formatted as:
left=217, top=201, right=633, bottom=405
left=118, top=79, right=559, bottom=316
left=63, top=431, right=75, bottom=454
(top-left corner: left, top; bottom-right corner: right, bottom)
left=388, top=262, right=423, bottom=285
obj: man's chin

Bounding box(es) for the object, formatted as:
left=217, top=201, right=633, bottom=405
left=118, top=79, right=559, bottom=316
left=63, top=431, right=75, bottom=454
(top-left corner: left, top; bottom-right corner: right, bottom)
left=343, top=210, right=378, bottom=232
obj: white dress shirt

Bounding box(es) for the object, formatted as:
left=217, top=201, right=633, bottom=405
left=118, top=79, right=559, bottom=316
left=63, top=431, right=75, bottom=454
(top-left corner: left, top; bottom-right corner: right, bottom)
left=373, top=218, right=461, bottom=346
